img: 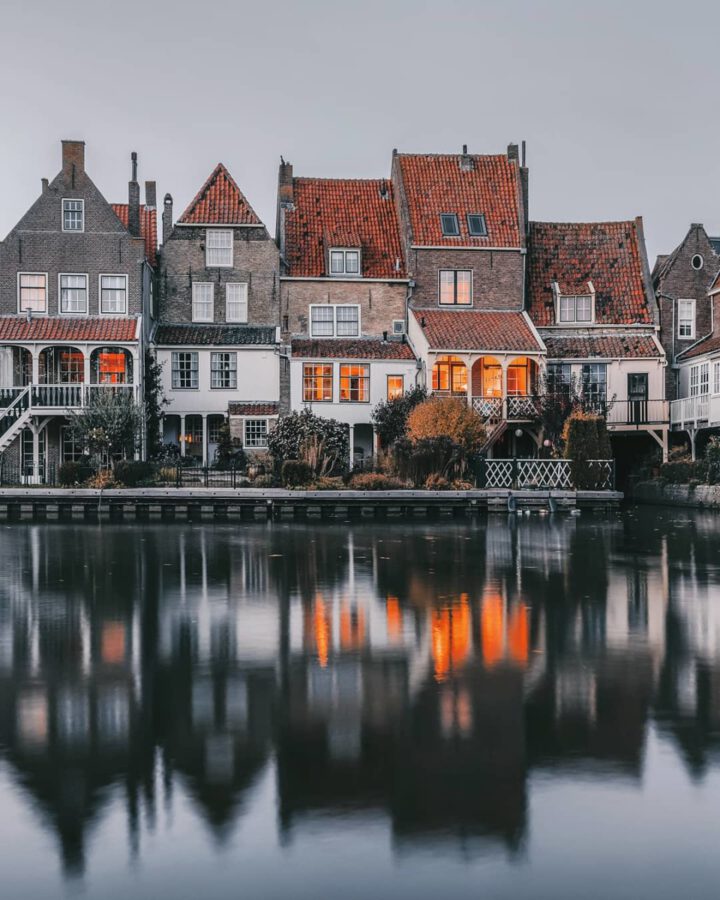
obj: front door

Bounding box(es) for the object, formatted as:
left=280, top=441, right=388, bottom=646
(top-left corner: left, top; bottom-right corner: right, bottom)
left=628, top=373, right=648, bottom=424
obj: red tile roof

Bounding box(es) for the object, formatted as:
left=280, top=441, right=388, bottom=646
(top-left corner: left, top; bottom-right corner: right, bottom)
left=291, top=338, right=415, bottom=360
left=678, top=333, right=720, bottom=360
left=228, top=402, right=279, bottom=416
left=528, top=220, right=652, bottom=326
left=177, top=163, right=263, bottom=226
left=111, top=204, right=158, bottom=266
left=395, top=153, right=523, bottom=248
left=0, top=316, right=138, bottom=342
left=283, top=179, right=406, bottom=278
left=544, top=334, right=660, bottom=360
left=413, top=310, right=542, bottom=353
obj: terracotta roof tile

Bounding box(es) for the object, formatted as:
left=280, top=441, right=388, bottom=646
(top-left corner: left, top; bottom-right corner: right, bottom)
left=177, top=164, right=263, bottom=226
left=0, top=316, right=137, bottom=342
left=413, top=310, right=542, bottom=353
left=678, top=333, right=720, bottom=360
left=111, top=204, right=158, bottom=266
left=395, top=153, right=522, bottom=248
left=283, top=179, right=405, bottom=278
left=154, top=324, right=276, bottom=345
left=228, top=402, right=279, bottom=416
left=291, top=338, right=415, bottom=360
left=544, top=334, right=660, bottom=360
left=528, top=221, right=652, bottom=326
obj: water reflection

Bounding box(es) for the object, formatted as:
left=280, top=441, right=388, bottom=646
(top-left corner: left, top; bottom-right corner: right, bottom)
left=0, top=510, right=719, bottom=889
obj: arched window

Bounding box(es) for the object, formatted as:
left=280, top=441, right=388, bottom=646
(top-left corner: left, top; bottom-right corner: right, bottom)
left=432, top=355, right=467, bottom=395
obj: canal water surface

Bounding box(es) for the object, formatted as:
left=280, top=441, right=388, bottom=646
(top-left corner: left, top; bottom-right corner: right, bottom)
left=0, top=507, right=719, bottom=899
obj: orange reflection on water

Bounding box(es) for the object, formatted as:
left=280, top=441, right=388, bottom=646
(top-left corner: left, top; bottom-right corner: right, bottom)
left=386, top=596, right=402, bottom=640
left=481, top=592, right=504, bottom=668
left=431, top=594, right=471, bottom=682
left=507, top=605, right=529, bottom=666
left=340, top=603, right=366, bottom=651
left=101, top=622, right=126, bottom=665
left=304, top=594, right=331, bottom=667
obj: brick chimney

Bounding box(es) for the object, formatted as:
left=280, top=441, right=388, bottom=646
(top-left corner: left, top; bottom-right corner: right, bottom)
left=61, top=140, right=85, bottom=187
left=145, top=181, right=157, bottom=209
left=162, top=193, right=173, bottom=244
left=278, top=158, right=294, bottom=206
left=128, top=151, right=141, bottom=238
left=507, top=143, right=519, bottom=163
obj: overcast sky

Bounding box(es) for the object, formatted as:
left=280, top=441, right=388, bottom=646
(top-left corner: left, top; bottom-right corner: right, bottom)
left=1, top=0, right=717, bottom=262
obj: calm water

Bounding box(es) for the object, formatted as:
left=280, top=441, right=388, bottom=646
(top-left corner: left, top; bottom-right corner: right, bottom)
left=0, top=509, right=719, bottom=899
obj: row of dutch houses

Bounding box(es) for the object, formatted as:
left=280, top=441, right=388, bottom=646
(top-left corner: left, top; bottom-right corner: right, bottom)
left=5, top=138, right=708, bottom=480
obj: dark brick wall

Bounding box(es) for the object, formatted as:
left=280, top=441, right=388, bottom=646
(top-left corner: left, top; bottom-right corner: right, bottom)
left=0, top=157, right=147, bottom=318
left=280, top=279, right=407, bottom=337
left=655, top=225, right=720, bottom=399
left=408, top=247, right=525, bottom=311
left=158, top=225, right=280, bottom=326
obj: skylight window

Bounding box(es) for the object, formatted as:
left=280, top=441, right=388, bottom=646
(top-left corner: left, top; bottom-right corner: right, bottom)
left=440, top=214, right=460, bottom=237
left=467, top=214, right=487, bottom=237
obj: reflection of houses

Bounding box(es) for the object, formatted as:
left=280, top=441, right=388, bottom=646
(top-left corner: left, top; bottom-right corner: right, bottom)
left=0, top=141, right=154, bottom=480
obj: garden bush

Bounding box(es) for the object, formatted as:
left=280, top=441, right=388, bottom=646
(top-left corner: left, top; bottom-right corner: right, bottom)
left=347, top=472, right=405, bottom=491
left=58, top=461, right=91, bottom=486
left=406, top=397, right=485, bottom=452
left=659, top=459, right=707, bottom=484
left=113, top=460, right=154, bottom=487
left=705, top=437, right=720, bottom=484
left=371, top=385, right=427, bottom=447
left=281, top=459, right=313, bottom=487
left=424, top=473, right=451, bottom=490
left=563, top=409, right=612, bottom=489
left=268, top=410, right=348, bottom=475
left=392, top=435, right=468, bottom=486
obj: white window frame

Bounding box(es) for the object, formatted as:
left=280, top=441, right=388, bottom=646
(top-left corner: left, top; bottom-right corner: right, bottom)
left=678, top=299, right=696, bottom=339
left=392, top=319, right=405, bottom=335
left=17, top=272, right=48, bottom=314
left=339, top=363, right=370, bottom=403
left=713, top=361, right=720, bottom=396
left=244, top=418, right=269, bottom=448
left=192, top=282, right=214, bottom=323
left=171, top=351, right=199, bottom=390
left=329, top=248, right=361, bottom=277
left=98, top=274, right=128, bottom=315
left=440, top=213, right=460, bottom=237
left=309, top=304, right=360, bottom=338
left=700, top=362, right=709, bottom=395
left=558, top=294, right=594, bottom=324
left=62, top=198, right=85, bottom=233
left=210, top=351, right=238, bottom=390
left=205, top=229, right=233, bottom=267
left=58, top=273, right=88, bottom=315
left=225, top=282, right=248, bottom=323
left=438, top=269, right=473, bottom=306
left=387, top=374, right=405, bottom=400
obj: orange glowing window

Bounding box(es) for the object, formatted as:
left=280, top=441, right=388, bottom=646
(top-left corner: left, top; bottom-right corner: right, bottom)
left=97, top=352, right=128, bottom=384
left=386, top=596, right=402, bottom=640
left=101, top=622, right=126, bottom=664
left=340, top=603, right=366, bottom=650
left=432, top=356, right=467, bottom=394
left=481, top=593, right=504, bottom=669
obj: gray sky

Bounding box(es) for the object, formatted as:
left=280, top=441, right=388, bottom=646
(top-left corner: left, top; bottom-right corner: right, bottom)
left=1, top=0, right=718, bottom=262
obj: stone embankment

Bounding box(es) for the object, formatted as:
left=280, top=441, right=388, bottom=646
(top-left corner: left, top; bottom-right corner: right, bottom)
left=631, top=480, right=720, bottom=509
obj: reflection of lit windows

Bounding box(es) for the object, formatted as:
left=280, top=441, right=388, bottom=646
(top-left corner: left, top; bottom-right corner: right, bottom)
left=18, top=691, right=48, bottom=746
left=101, top=622, right=126, bottom=664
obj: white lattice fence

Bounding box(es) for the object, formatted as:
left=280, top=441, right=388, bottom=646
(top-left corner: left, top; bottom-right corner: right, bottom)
left=482, top=459, right=614, bottom=489
left=517, top=459, right=572, bottom=488
left=484, top=459, right=514, bottom=488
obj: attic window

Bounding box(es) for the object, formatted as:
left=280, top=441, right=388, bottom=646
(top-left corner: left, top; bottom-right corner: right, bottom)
left=440, top=214, right=460, bottom=237
left=467, top=214, right=487, bottom=237
left=691, top=254, right=704, bottom=271
left=559, top=294, right=593, bottom=323
left=329, top=248, right=360, bottom=276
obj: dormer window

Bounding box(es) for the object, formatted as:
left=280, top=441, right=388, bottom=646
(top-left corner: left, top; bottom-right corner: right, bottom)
left=62, top=199, right=84, bottom=232
left=206, top=229, right=233, bottom=267
left=440, top=214, right=460, bottom=237
left=559, top=294, right=593, bottom=323
left=467, top=214, right=487, bottom=237
left=329, top=248, right=360, bottom=276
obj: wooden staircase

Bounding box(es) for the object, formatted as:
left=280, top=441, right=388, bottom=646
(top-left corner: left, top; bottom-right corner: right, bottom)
left=0, top=387, right=32, bottom=452
left=480, top=418, right=507, bottom=453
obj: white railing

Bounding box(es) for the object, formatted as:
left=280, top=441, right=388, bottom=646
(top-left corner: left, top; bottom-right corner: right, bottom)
left=482, top=458, right=615, bottom=490
left=670, top=395, right=710, bottom=427
left=30, top=383, right=139, bottom=409
left=469, top=395, right=539, bottom=420
left=606, top=399, right=669, bottom=426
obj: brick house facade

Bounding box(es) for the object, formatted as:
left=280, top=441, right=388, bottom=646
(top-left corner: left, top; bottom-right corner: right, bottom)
left=0, top=140, right=155, bottom=481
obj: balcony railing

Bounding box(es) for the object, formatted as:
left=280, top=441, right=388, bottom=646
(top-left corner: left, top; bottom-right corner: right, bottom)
left=1, top=383, right=139, bottom=412
left=670, top=395, right=715, bottom=428
left=606, top=399, right=668, bottom=427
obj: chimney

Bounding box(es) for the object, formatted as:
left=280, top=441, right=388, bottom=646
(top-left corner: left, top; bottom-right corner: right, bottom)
left=278, top=158, right=294, bottom=206
left=507, top=143, right=519, bottom=163
left=460, top=143, right=474, bottom=171
left=41, top=178, right=49, bottom=194
left=61, top=140, right=85, bottom=187
left=162, top=193, right=173, bottom=244
left=128, top=151, right=141, bottom=238
left=145, top=181, right=157, bottom=209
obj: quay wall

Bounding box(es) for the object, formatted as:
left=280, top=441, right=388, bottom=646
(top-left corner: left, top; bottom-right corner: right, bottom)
left=631, top=480, right=720, bottom=510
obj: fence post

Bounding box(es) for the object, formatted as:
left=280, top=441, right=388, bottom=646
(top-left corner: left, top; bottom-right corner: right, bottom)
left=611, top=459, right=616, bottom=491
left=512, top=456, right=518, bottom=488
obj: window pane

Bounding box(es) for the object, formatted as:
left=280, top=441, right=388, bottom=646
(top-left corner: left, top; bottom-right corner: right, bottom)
left=559, top=296, right=574, bottom=322
left=172, top=351, right=199, bottom=389
left=336, top=306, right=359, bottom=336
left=340, top=364, right=369, bottom=402
left=456, top=271, right=472, bottom=305
left=330, top=251, right=345, bottom=274
left=211, top=352, right=237, bottom=389
left=303, top=363, right=333, bottom=401
left=244, top=419, right=269, bottom=448
left=439, top=270, right=455, bottom=305
left=440, top=214, right=459, bottom=236
left=19, top=274, right=47, bottom=312
left=206, top=230, right=233, bottom=266
left=310, top=306, right=334, bottom=336
left=226, top=283, right=248, bottom=322
left=387, top=376, right=404, bottom=400
left=100, top=275, right=127, bottom=314
left=576, top=296, right=592, bottom=321
left=345, top=251, right=359, bottom=274
left=63, top=200, right=84, bottom=231
left=192, top=283, right=214, bottom=322
left=60, top=274, right=87, bottom=313
left=467, top=214, right=487, bottom=236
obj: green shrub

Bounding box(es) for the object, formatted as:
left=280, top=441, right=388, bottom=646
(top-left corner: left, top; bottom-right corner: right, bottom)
left=659, top=460, right=707, bottom=484
left=392, top=435, right=468, bottom=486
left=563, top=410, right=612, bottom=489
left=113, top=460, right=154, bottom=487
left=347, top=472, right=405, bottom=491
left=268, top=410, right=348, bottom=475
left=705, top=437, right=720, bottom=484
left=281, top=460, right=312, bottom=487
left=252, top=474, right=275, bottom=488
left=309, top=476, right=345, bottom=491
left=58, top=461, right=91, bottom=486
left=371, top=385, right=427, bottom=447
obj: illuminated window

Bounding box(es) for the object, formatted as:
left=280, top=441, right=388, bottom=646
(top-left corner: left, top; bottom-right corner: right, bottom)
left=329, top=248, right=360, bottom=276
left=59, top=274, right=87, bottom=314
left=192, top=283, right=214, bottom=322
left=62, top=199, right=84, bottom=232
left=340, top=364, right=369, bottom=402
left=559, top=294, right=593, bottom=323
left=210, top=352, right=237, bottom=389
left=18, top=273, right=47, bottom=313
left=95, top=350, right=130, bottom=384
left=205, top=229, right=233, bottom=266
left=59, top=350, right=84, bottom=383
left=387, top=375, right=404, bottom=400
left=439, top=270, right=472, bottom=305
left=100, top=275, right=127, bottom=314
left=432, top=355, right=467, bottom=394
left=171, top=351, right=198, bottom=389
left=303, top=363, right=333, bottom=401
left=244, top=418, right=269, bottom=448
left=440, top=214, right=460, bottom=236
left=226, top=283, right=248, bottom=322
